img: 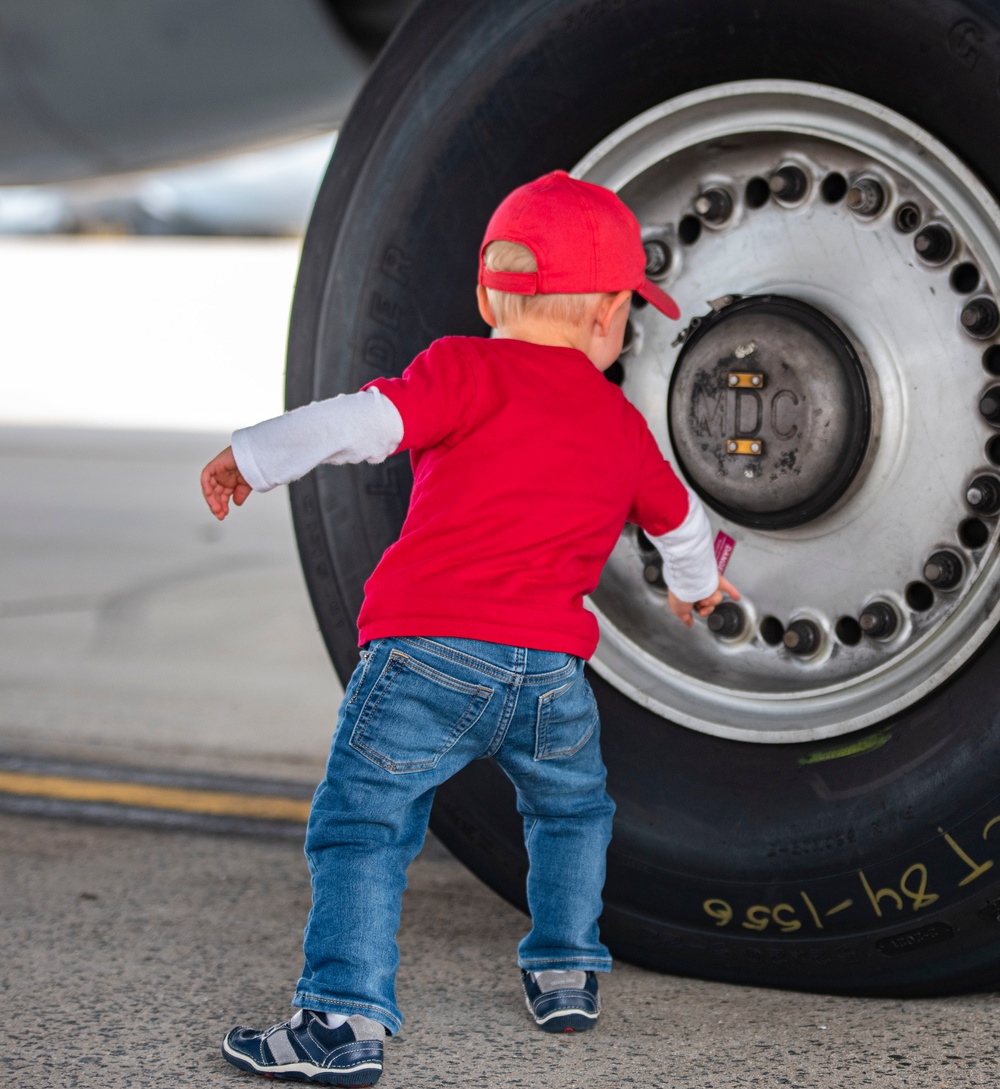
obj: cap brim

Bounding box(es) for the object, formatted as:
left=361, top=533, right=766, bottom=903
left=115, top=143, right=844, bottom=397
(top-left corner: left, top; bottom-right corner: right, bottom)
left=637, top=278, right=680, bottom=320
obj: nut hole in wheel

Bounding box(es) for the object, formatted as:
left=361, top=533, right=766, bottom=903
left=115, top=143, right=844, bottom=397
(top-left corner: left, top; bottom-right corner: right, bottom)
left=759, top=616, right=785, bottom=645
left=745, top=176, right=770, bottom=208
left=951, top=263, right=981, bottom=294
left=820, top=172, right=848, bottom=203
left=905, top=581, right=935, bottom=611
left=894, top=201, right=921, bottom=233
left=959, top=517, right=990, bottom=549
left=835, top=616, right=862, bottom=645
left=678, top=215, right=702, bottom=245
left=983, top=346, right=1000, bottom=376
left=987, top=435, right=1000, bottom=466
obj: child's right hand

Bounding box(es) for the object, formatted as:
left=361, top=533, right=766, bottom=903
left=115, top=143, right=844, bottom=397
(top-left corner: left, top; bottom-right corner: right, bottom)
left=200, top=445, right=252, bottom=520
left=669, top=575, right=741, bottom=629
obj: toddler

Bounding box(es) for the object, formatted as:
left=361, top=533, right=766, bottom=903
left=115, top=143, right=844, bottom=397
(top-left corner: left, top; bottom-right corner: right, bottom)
left=201, top=169, right=738, bottom=1086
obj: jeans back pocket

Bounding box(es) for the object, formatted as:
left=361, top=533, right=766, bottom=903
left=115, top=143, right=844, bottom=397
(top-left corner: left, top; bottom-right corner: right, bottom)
left=534, top=675, right=599, bottom=760
left=351, top=649, right=493, bottom=773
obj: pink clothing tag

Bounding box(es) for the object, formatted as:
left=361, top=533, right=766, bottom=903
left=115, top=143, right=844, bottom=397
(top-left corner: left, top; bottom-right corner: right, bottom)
left=714, top=531, right=736, bottom=574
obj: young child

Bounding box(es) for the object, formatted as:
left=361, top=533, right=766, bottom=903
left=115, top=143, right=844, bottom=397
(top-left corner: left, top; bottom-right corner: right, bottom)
left=201, top=169, right=738, bottom=1086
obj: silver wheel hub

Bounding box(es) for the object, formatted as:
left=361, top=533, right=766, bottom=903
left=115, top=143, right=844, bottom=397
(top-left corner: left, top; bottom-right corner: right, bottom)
left=574, top=81, right=1000, bottom=742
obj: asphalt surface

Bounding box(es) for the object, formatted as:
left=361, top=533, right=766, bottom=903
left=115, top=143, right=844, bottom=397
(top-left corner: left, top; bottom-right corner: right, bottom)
left=6, top=813, right=1000, bottom=1089
left=4, top=425, right=1000, bottom=1088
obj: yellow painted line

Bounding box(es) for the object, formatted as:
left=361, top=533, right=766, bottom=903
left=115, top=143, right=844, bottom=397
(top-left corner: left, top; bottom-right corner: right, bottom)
left=0, top=770, right=310, bottom=822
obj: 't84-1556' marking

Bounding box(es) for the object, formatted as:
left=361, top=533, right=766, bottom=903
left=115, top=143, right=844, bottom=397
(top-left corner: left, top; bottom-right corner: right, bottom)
left=703, top=819, right=1000, bottom=933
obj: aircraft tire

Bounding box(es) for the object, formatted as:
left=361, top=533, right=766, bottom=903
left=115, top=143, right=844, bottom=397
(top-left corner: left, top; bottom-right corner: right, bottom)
left=287, top=0, right=1000, bottom=994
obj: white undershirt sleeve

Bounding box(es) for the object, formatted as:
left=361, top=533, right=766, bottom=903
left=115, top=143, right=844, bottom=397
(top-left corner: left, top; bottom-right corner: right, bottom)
left=230, top=387, right=404, bottom=493
left=646, top=489, right=720, bottom=602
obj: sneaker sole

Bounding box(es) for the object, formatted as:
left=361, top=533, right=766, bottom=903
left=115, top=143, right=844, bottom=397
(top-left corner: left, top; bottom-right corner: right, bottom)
left=524, top=996, right=599, bottom=1034
left=221, top=1038, right=382, bottom=1086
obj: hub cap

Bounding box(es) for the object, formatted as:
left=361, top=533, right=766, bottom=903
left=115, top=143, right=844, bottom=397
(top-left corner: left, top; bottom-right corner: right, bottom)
left=669, top=295, right=871, bottom=529
left=574, top=81, right=1000, bottom=742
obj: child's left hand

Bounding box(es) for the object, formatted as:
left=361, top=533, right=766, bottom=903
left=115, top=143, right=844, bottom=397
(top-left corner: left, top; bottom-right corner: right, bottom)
left=200, top=445, right=252, bottom=520
left=669, top=575, right=741, bottom=629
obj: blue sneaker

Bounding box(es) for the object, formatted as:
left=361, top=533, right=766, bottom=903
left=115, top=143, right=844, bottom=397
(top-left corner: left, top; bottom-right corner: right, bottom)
left=222, top=1009, right=384, bottom=1085
left=521, top=969, right=601, bottom=1033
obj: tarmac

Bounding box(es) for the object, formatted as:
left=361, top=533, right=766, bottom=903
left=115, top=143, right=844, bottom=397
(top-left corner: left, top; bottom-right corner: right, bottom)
left=0, top=424, right=339, bottom=783
left=4, top=424, right=1000, bottom=1088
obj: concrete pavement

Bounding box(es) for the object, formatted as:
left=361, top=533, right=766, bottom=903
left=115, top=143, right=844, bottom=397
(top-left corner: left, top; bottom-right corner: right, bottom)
left=6, top=813, right=1000, bottom=1089
left=0, top=425, right=339, bottom=783
left=3, top=424, right=1000, bottom=1087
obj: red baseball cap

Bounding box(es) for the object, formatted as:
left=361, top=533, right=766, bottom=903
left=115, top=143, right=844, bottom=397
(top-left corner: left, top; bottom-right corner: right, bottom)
left=478, top=170, right=680, bottom=320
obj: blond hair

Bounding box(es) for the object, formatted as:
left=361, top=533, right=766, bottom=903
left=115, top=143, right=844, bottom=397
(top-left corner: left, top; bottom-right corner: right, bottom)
left=483, top=240, right=611, bottom=326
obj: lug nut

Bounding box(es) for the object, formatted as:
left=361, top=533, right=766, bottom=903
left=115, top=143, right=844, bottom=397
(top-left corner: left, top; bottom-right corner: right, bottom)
left=967, top=474, right=1000, bottom=515
left=769, top=165, right=808, bottom=203
left=923, top=550, right=964, bottom=590
left=846, top=177, right=886, bottom=217
left=961, top=298, right=1000, bottom=339
left=914, top=224, right=954, bottom=264
left=694, top=187, right=733, bottom=224
left=980, top=386, right=1000, bottom=424
left=643, top=561, right=665, bottom=588
left=859, top=601, right=899, bottom=640
left=707, top=602, right=745, bottom=639
left=783, top=619, right=821, bottom=656
left=643, top=239, right=672, bottom=278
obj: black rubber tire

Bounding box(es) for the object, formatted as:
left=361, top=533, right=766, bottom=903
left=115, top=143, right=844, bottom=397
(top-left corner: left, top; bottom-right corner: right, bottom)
left=287, top=0, right=1000, bottom=995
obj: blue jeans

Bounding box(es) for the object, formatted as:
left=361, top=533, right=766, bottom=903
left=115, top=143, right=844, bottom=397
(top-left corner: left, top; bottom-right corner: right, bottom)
left=293, top=636, right=615, bottom=1035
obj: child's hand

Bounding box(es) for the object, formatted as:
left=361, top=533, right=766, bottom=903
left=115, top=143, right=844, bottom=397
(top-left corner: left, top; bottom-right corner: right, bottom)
left=200, top=446, right=252, bottom=520
left=669, top=575, right=741, bottom=629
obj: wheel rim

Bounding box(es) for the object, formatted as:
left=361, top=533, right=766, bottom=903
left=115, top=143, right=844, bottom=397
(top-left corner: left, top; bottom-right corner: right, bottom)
left=575, top=80, right=1000, bottom=742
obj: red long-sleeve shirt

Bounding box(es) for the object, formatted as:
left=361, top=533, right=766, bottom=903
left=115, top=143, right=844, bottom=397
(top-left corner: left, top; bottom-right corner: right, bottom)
left=357, top=336, right=696, bottom=658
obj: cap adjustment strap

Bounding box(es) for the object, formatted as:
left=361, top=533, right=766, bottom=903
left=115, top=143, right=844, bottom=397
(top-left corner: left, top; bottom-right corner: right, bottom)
left=479, top=268, right=539, bottom=296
